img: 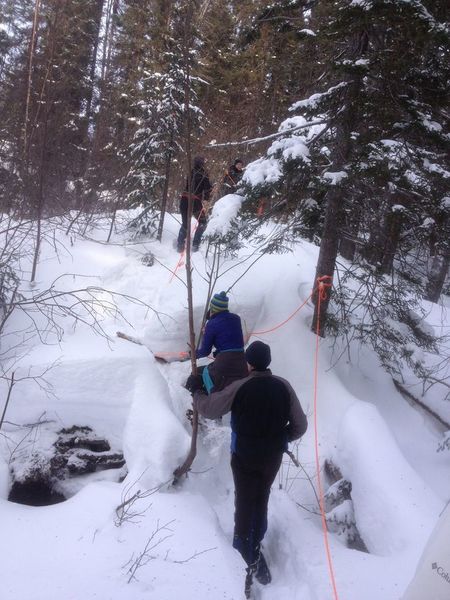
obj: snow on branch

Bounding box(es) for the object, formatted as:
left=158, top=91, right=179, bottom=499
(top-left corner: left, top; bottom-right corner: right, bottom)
left=206, top=118, right=329, bottom=149
left=289, top=82, right=349, bottom=112
left=350, top=0, right=449, bottom=35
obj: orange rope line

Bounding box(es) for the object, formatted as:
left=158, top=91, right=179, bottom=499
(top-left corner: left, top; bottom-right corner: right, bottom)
left=250, top=293, right=313, bottom=336
left=313, top=275, right=340, bottom=600
left=154, top=351, right=189, bottom=359
left=168, top=207, right=205, bottom=284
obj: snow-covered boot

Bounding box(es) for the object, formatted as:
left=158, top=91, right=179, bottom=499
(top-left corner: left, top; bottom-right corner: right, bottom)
left=255, top=551, right=271, bottom=585
left=244, top=564, right=256, bottom=598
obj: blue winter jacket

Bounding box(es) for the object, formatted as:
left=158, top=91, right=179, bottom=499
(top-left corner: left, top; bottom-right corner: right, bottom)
left=196, top=311, right=244, bottom=358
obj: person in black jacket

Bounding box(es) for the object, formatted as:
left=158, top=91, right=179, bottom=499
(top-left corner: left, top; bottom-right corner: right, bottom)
left=187, top=341, right=307, bottom=588
left=221, top=158, right=244, bottom=196
left=177, top=156, right=212, bottom=253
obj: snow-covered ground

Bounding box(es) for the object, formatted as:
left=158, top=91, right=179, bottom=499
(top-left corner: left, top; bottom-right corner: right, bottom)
left=0, top=211, right=449, bottom=600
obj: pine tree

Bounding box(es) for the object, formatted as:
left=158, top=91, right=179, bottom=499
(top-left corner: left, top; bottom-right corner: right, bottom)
left=242, top=0, right=449, bottom=377
left=119, top=1, right=204, bottom=239
left=123, top=50, right=197, bottom=238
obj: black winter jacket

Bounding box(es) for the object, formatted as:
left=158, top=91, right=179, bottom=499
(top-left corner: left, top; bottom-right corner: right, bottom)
left=194, top=369, right=307, bottom=459
left=222, top=165, right=243, bottom=195
left=182, top=167, right=212, bottom=202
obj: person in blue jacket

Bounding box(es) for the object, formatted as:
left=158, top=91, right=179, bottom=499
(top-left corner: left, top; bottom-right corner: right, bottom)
left=196, top=291, right=248, bottom=393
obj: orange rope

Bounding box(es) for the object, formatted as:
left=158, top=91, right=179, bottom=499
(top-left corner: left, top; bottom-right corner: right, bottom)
left=250, top=293, right=313, bottom=336
left=154, top=351, right=189, bottom=360
left=169, top=248, right=186, bottom=283
left=168, top=207, right=205, bottom=284
left=313, top=275, right=340, bottom=600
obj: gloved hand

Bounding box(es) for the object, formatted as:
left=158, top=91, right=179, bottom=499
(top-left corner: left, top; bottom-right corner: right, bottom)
left=185, top=373, right=204, bottom=394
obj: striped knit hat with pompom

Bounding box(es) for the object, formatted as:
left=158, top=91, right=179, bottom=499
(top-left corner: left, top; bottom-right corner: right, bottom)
left=210, top=291, right=229, bottom=313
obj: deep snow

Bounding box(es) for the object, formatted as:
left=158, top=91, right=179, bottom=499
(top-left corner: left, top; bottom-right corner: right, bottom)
left=0, top=211, right=449, bottom=600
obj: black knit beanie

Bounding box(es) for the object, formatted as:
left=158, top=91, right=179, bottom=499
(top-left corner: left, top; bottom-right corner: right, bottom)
left=245, top=341, right=271, bottom=370
left=194, top=156, right=205, bottom=169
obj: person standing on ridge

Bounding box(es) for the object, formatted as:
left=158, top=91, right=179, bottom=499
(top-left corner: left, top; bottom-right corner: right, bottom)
left=186, top=341, right=307, bottom=593
left=194, top=291, right=248, bottom=393
left=176, top=155, right=212, bottom=253
left=221, top=158, right=244, bottom=196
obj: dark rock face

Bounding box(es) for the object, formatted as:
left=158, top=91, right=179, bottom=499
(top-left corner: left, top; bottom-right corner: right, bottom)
left=8, top=425, right=126, bottom=507
left=324, top=459, right=368, bottom=553
left=9, top=479, right=65, bottom=506
left=51, top=426, right=125, bottom=476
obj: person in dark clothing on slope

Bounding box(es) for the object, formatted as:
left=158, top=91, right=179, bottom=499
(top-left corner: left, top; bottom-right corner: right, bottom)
left=177, top=156, right=212, bottom=253
left=196, top=291, right=248, bottom=393
left=187, top=341, right=307, bottom=588
left=221, top=158, right=244, bottom=196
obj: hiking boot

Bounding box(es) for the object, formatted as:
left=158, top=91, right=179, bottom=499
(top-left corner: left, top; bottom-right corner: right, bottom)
left=185, top=408, right=194, bottom=425
left=254, top=551, right=271, bottom=585
left=192, top=243, right=200, bottom=252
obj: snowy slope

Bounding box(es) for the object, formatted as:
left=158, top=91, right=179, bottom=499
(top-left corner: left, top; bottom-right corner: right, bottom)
left=0, top=213, right=448, bottom=600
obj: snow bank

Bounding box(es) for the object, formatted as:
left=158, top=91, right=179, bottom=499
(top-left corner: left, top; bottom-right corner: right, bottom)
left=1, top=215, right=449, bottom=600
left=336, top=402, right=441, bottom=555
left=402, top=502, right=450, bottom=600
left=122, top=359, right=190, bottom=488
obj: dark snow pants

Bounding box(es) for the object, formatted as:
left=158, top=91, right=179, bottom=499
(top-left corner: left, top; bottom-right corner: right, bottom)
left=231, top=450, right=283, bottom=566
left=177, top=197, right=207, bottom=250
left=205, top=350, right=248, bottom=392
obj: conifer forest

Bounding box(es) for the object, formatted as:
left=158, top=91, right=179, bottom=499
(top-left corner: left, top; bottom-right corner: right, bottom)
left=0, top=2, right=449, bottom=599
left=1, top=0, right=449, bottom=372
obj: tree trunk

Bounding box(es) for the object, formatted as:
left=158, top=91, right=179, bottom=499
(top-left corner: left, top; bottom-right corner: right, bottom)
left=311, top=185, right=344, bottom=335
left=31, top=110, right=49, bottom=283
left=173, top=1, right=198, bottom=483
left=379, top=207, right=404, bottom=274
left=23, top=0, right=42, bottom=158
left=425, top=251, right=450, bottom=303
left=311, top=32, right=368, bottom=335
left=81, top=0, right=105, bottom=175
left=339, top=236, right=356, bottom=262
left=156, top=143, right=173, bottom=242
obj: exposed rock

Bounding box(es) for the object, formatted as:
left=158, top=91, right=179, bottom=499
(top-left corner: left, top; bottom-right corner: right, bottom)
left=9, top=425, right=126, bottom=506
left=324, top=459, right=368, bottom=553
left=9, top=478, right=65, bottom=506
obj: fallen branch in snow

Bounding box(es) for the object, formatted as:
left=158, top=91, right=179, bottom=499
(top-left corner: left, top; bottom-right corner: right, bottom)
left=115, top=478, right=172, bottom=526
left=2, top=418, right=55, bottom=429
left=115, top=489, right=143, bottom=525
left=116, top=331, right=143, bottom=346
left=393, top=379, right=450, bottom=429
left=125, top=519, right=175, bottom=583
left=295, top=501, right=321, bottom=517
left=170, top=546, right=217, bottom=564
left=116, top=332, right=188, bottom=363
